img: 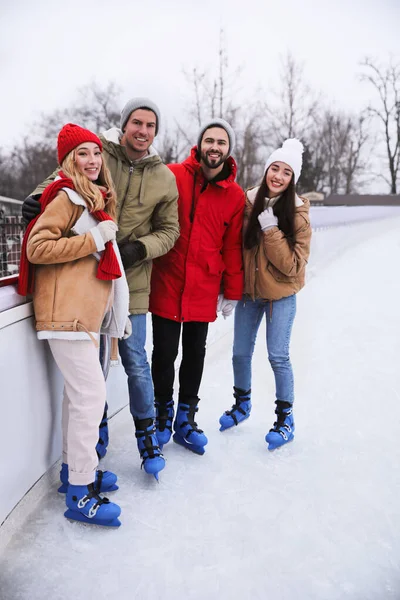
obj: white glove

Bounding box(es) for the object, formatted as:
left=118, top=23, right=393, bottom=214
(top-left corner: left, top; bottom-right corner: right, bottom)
left=97, top=221, right=118, bottom=243
left=258, top=208, right=278, bottom=231
left=122, top=316, right=132, bottom=340
left=217, top=294, right=238, bottom=319
left=90, top=221, right=118, bottom=251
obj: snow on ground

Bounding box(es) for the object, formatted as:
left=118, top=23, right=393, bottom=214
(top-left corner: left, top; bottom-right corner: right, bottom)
left=1, top=216, right=400, bottom=600
left=309, top=205, right=400, bottom=229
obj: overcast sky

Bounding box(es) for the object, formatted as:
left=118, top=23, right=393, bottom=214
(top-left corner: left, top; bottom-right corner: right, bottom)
left=1, top=0, right=399, bottom=151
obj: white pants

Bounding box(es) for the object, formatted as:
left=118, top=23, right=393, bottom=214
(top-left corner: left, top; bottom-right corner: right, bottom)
left=48, top=339, right=106, bottom=486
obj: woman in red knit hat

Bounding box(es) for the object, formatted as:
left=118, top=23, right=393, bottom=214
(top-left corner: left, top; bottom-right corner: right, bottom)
left=19, top=123, right=130, bottom=527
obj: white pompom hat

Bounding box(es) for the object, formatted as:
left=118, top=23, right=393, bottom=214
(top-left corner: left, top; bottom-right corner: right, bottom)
left=264, top=138, right=304, bottom=183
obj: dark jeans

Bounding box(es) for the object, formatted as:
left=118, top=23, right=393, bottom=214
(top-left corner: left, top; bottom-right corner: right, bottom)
left=151, top=314, right=209, bottom=404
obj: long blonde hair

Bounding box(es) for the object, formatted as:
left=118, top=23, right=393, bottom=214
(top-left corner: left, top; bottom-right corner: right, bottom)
left=61, top=148, right=117, bottom=220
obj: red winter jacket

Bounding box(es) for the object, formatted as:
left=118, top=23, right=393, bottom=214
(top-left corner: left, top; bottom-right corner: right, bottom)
left=149, top=147, right=245, bottom=322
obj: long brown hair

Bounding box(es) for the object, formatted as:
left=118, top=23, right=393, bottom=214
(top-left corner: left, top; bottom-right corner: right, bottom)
left=61, top=149, right=117, bottom=220
left=244, top=168, right=296, bottom=250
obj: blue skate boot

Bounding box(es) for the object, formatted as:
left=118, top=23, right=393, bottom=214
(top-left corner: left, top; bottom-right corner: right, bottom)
left=58, top=463, right=118, bottom=494
left=265, top=401, right=295, bottom=451
left=135, top=418, right=165, bottom=481
left=96, top=403, right=109, bottom=460
left=219, top=387, right=251, bottom=431
left=155, top=399, right=174, bottom=448
left=65, top=483, right=121, bottom=527
left=173, top=398, right=208, bottom=455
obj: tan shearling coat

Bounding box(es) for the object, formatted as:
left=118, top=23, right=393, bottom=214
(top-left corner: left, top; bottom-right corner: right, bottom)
left=27, top=190, right=112, bottom=337
left=243, top=190, right=312, bottom=301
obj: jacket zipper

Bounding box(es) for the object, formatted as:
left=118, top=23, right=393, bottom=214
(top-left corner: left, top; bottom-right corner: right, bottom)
left=253, top=246, right=259, bottom=300
left=118, top=163, right=134, bottom=221
left=183, top=172, right=200, bottom=319
left=190, top=172, right=197, bottom=223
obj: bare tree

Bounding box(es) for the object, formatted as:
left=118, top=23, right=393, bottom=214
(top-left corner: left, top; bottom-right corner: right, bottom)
left=177, top=29, right=264, bottom=187
left=264, top=53, right=320, bottom=146
left=342, top=114, right=370, bottom=193
left=233, top=105, right=267, bottom=189
left=182, top=29, right=243, bottom=128
left=312, top=109, right=370, bottom=195
left=33, top=81, right=121, bottom=141
left=0, top=82, right=122, bottom=200
left=157, top=125, right=188, bottom=164
left=360, top=57, right=400, bottom=193
left=0, top=151, right=18, bottom=199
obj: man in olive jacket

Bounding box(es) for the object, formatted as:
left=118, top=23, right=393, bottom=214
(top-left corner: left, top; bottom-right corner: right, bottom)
left=23, top=98, right=179, bottom=479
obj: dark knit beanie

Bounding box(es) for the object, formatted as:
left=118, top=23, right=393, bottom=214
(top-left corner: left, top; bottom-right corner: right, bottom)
left=120, top=97, right=161, bottom=135
left=197, top=118, right=235, bottom=154
left=57, top=123, right=103, bottom=165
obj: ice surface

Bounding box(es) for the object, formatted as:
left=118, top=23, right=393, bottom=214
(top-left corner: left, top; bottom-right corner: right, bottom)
left=1, top=215, right=400, bottom=600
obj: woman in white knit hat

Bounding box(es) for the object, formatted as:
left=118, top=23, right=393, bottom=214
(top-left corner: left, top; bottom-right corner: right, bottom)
left=219, top=139, right=312, bottom=450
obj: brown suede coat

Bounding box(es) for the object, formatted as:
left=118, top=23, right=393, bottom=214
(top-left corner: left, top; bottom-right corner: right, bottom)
left=243, top=194, right=311, bottom=301
left=27, top=191, right=112, bottom=335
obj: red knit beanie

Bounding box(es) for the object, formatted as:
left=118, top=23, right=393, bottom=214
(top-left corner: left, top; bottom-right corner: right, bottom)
left=57, top=123, right=103, bottom=165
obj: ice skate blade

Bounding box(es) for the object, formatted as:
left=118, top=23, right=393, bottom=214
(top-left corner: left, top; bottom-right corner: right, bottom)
left=173, top=433, right=206, bottom=455
left=142, top=458, right=165, bottom=479
left=266, top=436, right=294, bottom=451
left=219, top=413, right=250, bottom=432
left=64, top=509, right=121, bottom=527
left=58, top=482, right=119, bottom=494
left=219, top=423, right=233, bottom=432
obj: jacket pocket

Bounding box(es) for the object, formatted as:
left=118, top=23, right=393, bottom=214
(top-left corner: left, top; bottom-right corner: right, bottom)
left=127, top=260, right=151, bottom=293
left=207, top=254, right=225, bottom=276
left=267, top=262, right=296, bottom=283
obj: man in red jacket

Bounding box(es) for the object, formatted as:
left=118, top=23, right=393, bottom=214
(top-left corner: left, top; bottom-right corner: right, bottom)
left=149, top=118, right=245, bottom=455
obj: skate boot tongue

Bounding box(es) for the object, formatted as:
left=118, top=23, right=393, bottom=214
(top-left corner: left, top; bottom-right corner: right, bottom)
left=155, top=399, right=174, bottom=447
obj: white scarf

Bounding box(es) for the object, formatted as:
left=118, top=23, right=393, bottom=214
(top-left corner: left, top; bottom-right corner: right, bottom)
left=62, top=185, right=129, bottom=338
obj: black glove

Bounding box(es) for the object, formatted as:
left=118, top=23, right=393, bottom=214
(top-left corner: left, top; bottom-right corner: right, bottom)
left=118, top=240, right=146, bottom=270
left=22, top=194, right=41, bottom=224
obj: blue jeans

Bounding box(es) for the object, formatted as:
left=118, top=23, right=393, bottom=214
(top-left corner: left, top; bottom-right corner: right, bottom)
left=118, top=314, right=155, bottom=420
left=232, top=295, right=297, bottom=403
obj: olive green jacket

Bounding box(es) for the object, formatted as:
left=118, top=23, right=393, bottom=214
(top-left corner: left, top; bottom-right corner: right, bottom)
left=32, top=128, right=179, bottom=314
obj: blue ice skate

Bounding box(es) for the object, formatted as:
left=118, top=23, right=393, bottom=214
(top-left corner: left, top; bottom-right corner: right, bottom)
left=58, top=463, right=118, bottom=494
left=219, top=387, right=251, bottom=431
left=173, top=400, right=208, bottom=455
left=155, top=399, right=174, bottom=448
left=135, top=418, right=165, bottom=480
left=64, top=483, right=121, bottom=527
left=265, top=401, right=295, bottom=451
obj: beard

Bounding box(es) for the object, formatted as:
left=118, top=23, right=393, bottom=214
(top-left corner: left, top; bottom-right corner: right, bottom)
left=200, top=149, right=228, bottom=170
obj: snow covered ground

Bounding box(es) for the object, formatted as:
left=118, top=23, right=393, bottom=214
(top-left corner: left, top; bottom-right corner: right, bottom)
left=309, top=205, right=400, bottom=229
left=1, top=214, right=400, bottom=599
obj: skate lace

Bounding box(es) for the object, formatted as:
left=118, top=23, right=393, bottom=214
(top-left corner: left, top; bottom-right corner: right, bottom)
left=224, top=389, right=251, bottom=424
left=186, top=406, right=203, bottom=434
left=135, top=426, right=163, bottom=465
left=270, top=409, right=293, bottom=438
left=77, top=485, right=110, bottom=519
left=225, top=400, right=248, bottom=418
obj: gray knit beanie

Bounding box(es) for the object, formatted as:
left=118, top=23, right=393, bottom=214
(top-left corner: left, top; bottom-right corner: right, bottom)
left=197, top=118, right=235, bottom=154
left=120, top=97, right=161, bottom=135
